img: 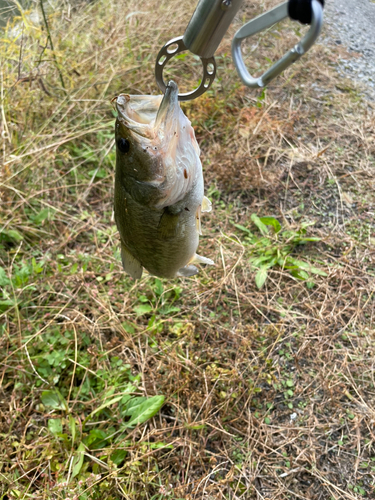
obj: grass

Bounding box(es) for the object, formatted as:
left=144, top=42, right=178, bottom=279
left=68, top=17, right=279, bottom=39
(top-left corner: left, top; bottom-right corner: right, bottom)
left=1, top=0, right=375, bottom=498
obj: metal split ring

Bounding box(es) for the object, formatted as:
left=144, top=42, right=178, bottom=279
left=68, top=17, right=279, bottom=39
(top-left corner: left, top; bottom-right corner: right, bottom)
left=155, top=36, right=216, bottom=101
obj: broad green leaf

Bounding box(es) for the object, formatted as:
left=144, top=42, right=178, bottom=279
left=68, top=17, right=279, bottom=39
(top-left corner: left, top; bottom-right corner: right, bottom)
left=88, top=168, right=106, bottom=179
left=30, top=208, right=55, bottom=226
left=138, top=295, right=149, bottom=303
left=134, top=304, right=152, bottom=316
left=286, top=258, right=327, bottom=276
left=0, top=299, right=14, bottom=312
left=119, top=394, right=132, bottom=407
left=159, top=305, right=181, bottom=315
left=267, top=257, right=279, bottom=267
left=31, top=258, right=43, bottom=273
left=259, top=216, right=282, bottom=233
left=122, top=396, right=147, bottom=417
left=120, top=383, right=137, bottom=396
left=0, top=267, right=10, bottom=287
left=71, top=442, right=85, bottom=478
left=251, top=214, right=269, bottom=235
left=307, top=267, right=327, bottom=277
left=300, top=221, right=316, bottom=229
left=249, top=255, right=272, bottom=267
left=48, top=418, right=62, bottom=435
left=70, top=263, right=78, bottom=274
left=110, top=449, right=127, bottom=466
left=84, top=429, right=108, bottom=449
left=291, top=270, right=309, bottom=280
left=283, top=264, right=299, bottom=270
left=234, top=223, right=252, bottom=235
left=122, top=322, right=135, bottom=334
left=85, top=395, right=123, bottom=423
left=154, top=279, right=163, bottom=296
left=41, top=389, right=68, bottom=411
left=255, top=268, right=268, bottom=289
left=0, top=229, right=23, bottom=243
left=125, top=395, right=165, bottom=428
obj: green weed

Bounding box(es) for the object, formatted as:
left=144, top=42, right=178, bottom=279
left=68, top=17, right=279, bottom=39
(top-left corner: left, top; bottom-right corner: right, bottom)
left=235, top=214, right=327, bottom=288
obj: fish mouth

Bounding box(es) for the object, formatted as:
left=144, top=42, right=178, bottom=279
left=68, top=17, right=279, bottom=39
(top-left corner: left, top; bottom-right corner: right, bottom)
left=115, top=81, right=180, bottom=143
left=115, top=93, right=162, bottom=139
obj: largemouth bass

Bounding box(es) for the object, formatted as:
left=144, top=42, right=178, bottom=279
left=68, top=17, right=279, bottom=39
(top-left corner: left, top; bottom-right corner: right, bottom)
left=114, top=80, right=213, bottom=279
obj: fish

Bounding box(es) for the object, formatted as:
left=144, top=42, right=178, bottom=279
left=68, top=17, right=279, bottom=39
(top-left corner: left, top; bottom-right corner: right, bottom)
left=113, top=80, right=214, bottom=280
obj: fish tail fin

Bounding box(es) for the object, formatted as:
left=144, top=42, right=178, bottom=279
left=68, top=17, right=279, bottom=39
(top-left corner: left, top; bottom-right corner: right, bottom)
left=177, top=265, right=199, bottom=277
left=177, top=254, right=214, bottom=277
left=121, top=243, right=143, bottom=280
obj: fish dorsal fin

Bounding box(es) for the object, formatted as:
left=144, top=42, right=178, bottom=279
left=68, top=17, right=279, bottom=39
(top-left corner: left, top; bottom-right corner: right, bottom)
left=157, top=207, right=181, bottom=240
left=202, top=196, right=212, bottom=213
left=121, top=243, right=143, bottom=280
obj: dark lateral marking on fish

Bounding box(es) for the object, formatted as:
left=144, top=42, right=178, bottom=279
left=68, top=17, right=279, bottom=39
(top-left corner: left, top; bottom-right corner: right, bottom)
left=184, top=169, right=188, bottom=179
left=157, top=207, right=180, bottom=241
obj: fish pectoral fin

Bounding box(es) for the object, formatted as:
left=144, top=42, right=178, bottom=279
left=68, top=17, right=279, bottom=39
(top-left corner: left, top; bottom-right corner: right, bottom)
left=190, top=253, right=215, bottom=266
left=195, top=197, right=212, bottom=236
left=121, top=243, right=143, bottom=280
left=177, top=265, right=199, bottom=277
left=196, top=206, right=202, bottom=235
left=157, top=207, right=180, bottom=240
left=202, top=196, right=212, bottom=213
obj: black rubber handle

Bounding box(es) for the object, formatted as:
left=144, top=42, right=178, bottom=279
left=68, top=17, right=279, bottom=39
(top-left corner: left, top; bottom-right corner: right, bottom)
left=288, top=0, right=325, bottom=24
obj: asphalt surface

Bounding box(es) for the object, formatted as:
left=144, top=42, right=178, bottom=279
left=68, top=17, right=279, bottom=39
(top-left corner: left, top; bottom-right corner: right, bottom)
left=324, top=0, right=375, bottom=96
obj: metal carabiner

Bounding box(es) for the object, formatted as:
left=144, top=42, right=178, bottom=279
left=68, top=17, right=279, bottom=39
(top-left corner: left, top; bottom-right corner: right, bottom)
left=232, top=0, right=323, bottom=88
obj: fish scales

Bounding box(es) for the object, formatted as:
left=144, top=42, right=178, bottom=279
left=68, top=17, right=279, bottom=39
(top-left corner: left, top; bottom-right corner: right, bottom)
left=114, top=80, right=213, bottom=279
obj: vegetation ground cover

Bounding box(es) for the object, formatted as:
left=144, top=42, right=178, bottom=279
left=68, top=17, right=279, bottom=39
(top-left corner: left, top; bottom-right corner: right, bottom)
left=0, top=0, right=374, bottom=498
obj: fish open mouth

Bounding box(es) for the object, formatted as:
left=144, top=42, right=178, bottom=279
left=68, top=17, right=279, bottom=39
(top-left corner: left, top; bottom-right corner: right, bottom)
left=115, top=81, right=180, bottom=140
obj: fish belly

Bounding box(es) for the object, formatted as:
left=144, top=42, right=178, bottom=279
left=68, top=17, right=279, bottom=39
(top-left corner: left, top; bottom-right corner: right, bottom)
left=114, top=185, right=199, bottom=279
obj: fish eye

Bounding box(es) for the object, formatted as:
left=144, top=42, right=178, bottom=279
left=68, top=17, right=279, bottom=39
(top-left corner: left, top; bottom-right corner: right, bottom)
left=117, top=137, right=130, bottom=153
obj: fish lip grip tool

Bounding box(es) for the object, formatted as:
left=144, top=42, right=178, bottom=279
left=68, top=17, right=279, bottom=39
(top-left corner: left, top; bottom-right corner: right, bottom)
left=155, top=36, right=217, bottom=102
left=155, top=0, right=243, bottom=102
left=155, top=0, right=324, bottom=101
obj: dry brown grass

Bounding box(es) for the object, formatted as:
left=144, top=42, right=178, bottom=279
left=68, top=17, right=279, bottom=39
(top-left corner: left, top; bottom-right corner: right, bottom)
left=0, top=0, right=374, bottom=498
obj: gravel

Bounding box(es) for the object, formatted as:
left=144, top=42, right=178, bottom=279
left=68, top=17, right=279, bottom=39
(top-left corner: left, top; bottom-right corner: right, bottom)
left=323, top=0, right=375, bottom=98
